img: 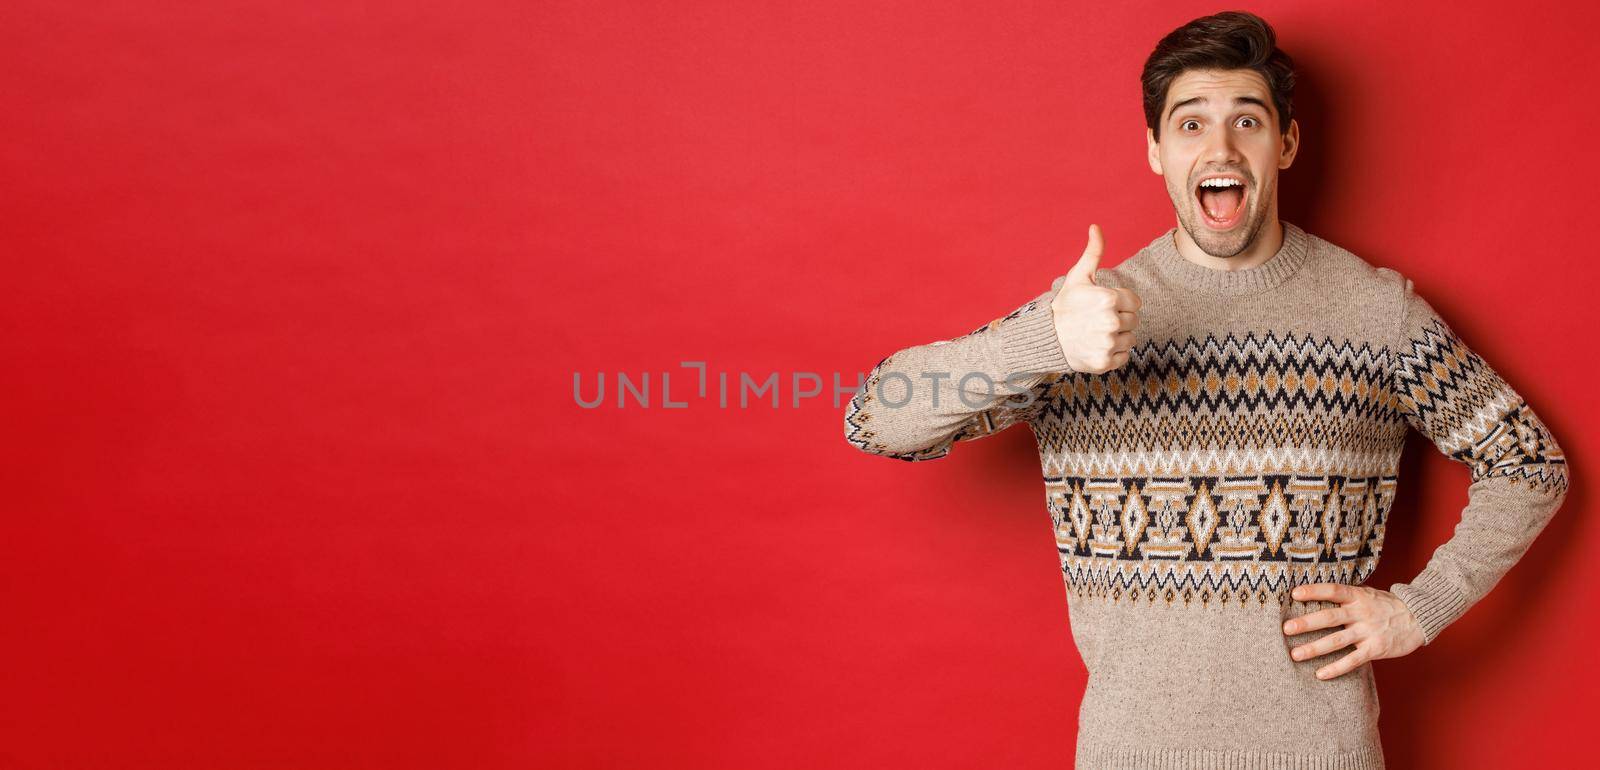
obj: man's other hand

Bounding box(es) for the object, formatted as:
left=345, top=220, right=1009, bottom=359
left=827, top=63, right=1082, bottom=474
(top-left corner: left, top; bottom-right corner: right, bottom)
left=1282, top=583, right=1427, bottom=679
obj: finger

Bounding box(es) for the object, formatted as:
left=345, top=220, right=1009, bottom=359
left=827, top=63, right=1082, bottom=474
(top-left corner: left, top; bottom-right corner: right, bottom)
left=1283, top=606, right=1352, bottom=635
left=1116, top=310, right=1139, bottom=331
left=1112, top=287, right=1141, bottom=312
left=1107, top=349, right=1130, bottom=368
left=1064, top=224, right=1103, bottom=285
left=1111, top=330, right=1135, bottom=351
left=1291, top=583, right=1353, bottom=604
left=1315, top=644, right=1372, bottom=680
left=1291, top=628, right=1357, bottom=661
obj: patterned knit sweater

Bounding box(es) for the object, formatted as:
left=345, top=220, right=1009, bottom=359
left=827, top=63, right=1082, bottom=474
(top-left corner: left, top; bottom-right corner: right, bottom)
left=842, top=221, right=1570, bottom=769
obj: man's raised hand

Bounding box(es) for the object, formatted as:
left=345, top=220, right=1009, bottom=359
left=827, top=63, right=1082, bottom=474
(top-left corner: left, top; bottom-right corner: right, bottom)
left=1050, top=224, right=1141, bottom=374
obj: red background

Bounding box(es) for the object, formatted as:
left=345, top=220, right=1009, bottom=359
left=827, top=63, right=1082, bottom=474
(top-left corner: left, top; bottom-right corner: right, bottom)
left=6, top=1, right=1597, bottom=767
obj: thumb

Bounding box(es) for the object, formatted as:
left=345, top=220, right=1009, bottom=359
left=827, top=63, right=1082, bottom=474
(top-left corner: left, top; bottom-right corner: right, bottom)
left=1064, top=223, right=1103, bottom=285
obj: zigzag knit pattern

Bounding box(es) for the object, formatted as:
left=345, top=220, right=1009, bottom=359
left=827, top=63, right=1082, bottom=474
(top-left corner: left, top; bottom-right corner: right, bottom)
left=846, top=310, right=1569, bottom=610
left=1034, top=329, right=1406, bottom=607
left=1391, top=316, right=1568, bottom=495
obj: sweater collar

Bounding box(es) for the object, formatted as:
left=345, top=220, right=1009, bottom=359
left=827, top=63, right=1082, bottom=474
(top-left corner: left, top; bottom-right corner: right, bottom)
left=1146, top=220, right=1312, bottom=296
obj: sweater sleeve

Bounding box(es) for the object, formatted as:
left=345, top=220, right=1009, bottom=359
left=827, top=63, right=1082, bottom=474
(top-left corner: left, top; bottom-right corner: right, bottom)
left=1384, top=278, right=1571, bottom=645
left=843, top=276, right=1073, bottom=461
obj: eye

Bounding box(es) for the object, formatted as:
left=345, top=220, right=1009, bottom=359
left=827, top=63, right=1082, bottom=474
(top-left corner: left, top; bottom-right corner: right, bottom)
left=1181, top=119, right=1201, bottom=132
left=1237, top=116, right=1260, bottom=129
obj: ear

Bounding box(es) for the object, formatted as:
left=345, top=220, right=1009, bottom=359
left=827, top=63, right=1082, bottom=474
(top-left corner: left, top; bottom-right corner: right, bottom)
left=1278, top=118, right=1300, bottom=170
left=1146, top=127, right=1163, bottom=175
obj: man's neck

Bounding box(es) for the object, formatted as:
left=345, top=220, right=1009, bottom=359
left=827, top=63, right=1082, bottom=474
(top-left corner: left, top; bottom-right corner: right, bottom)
left=1172, top=216, right=1285, bottom=272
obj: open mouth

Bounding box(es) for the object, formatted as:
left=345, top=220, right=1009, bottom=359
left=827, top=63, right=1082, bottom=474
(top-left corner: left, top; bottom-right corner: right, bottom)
left=1195, top=177, right=1248, bottom=229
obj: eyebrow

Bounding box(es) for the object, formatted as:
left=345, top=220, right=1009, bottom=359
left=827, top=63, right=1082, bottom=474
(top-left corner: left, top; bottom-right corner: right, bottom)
left=1166, top=95, right=1272, bottom=122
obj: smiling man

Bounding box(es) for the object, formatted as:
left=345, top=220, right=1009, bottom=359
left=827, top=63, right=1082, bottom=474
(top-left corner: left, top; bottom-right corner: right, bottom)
left=842, top=10, right=1570, bottom=769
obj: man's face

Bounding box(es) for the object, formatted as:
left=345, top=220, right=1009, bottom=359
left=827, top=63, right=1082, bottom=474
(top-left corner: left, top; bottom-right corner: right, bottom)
left=1147, top=68, right=1299, bottom=258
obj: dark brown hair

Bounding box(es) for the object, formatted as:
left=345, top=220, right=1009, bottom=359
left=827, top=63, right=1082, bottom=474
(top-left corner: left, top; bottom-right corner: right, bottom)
left=1141, top=11, right=1296, bottom=142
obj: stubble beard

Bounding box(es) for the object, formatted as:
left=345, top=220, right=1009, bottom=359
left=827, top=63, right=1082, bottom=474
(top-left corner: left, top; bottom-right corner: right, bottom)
left=1172, top=174, right=1272, bottom=259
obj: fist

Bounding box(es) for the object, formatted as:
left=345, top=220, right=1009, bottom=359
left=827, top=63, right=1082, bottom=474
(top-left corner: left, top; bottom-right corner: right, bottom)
left=1050, top=224, right=1141, bottom=374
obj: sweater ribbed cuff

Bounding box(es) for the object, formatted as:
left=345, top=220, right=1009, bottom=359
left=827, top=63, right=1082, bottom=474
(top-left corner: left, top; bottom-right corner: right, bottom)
left=994, top=299, right=1071, bottom=377
left=1389, top=570, right=1470, bottom=646
left=1077, top=743, right=1385, bottom=769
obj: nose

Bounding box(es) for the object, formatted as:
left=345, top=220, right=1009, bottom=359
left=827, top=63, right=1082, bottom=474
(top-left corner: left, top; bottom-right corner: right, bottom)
left=1203, top=126, right=1243, bottom=164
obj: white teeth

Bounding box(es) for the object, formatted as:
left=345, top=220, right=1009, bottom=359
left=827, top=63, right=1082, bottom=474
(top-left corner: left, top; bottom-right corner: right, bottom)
left=1198, top=178, right=1244, bottom=188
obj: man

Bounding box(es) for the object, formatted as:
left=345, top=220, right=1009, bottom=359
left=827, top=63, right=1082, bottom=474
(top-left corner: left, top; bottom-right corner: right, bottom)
left=842, top=10, right=1569, bottom=769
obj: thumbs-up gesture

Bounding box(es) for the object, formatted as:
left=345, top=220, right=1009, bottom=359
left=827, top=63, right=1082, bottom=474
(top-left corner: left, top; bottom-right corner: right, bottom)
left=1049, top=224, right=1141, bottom=374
